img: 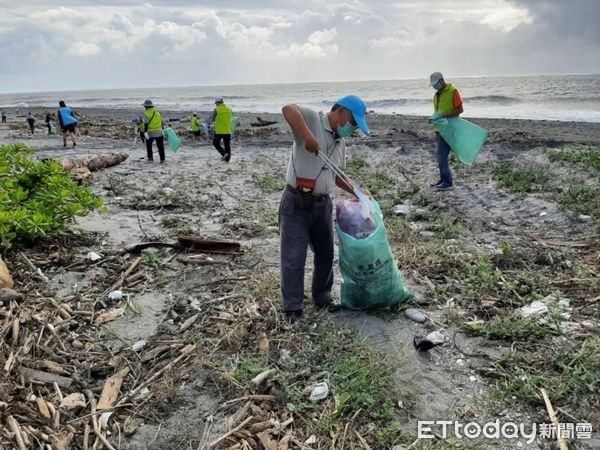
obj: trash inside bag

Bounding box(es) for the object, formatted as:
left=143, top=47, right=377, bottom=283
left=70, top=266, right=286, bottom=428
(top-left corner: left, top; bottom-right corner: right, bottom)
left=336, top=198, right=376, bottom=239
left=164, top=127, right=182, bottom=152
left=433, top=117, right=488, bottom=165
left=336, top=200, right=411, bottom=310
left=49, top=124, right=57, bottom=135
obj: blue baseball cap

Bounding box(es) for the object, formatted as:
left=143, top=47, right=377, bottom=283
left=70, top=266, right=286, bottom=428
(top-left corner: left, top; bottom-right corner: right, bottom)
left=335, top=95, right=370, bottom=135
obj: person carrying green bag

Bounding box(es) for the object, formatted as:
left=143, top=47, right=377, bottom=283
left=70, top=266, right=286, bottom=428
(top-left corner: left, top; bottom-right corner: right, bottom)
left=142, top=99, right=166, bottom=163
left=429, top=72, right=463, bottom=191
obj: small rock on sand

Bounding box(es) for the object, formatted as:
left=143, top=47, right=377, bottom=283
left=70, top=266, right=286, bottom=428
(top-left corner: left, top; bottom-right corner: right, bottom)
left=404, top=308, right=426, bottom=323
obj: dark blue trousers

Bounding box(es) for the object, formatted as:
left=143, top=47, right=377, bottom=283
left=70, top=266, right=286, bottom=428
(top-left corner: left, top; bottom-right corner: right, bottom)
left=279, top=188, right=334, bottom=311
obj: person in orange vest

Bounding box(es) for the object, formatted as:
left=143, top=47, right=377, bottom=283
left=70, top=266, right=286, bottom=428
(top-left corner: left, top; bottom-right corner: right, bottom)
left=429, top=72, right=463, bottom=190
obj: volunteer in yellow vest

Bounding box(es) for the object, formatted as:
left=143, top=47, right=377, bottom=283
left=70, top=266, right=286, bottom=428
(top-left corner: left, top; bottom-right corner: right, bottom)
left=211, top=97, right=232, bottom=162
left=191, top=113, right=201, bottom=140
left=142, top=99, right=165, bottom=163
left=429, top=72, right=463, bottom=190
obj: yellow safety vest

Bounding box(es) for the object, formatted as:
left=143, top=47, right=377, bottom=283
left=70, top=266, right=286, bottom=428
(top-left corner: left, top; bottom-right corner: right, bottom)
left=145, top=108, right=163, bottom=132
left=214, top=104, right=232, bottom=134
left=191, top=116, right=200, bottom=132
left=433, top=83, right=458, bottom=132
left=433, top=83, right=457, bottom=115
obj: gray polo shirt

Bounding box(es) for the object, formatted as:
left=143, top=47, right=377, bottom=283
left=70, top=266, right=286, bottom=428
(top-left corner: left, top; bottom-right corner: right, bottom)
left=285, top=106, right=346, bottom=195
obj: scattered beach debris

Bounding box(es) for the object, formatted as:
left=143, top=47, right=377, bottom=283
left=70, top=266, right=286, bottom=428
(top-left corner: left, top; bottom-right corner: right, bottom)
left=309, top=382, right=330, bottom=402
left=108, top=290, right=123, bottom=302
left=86, top=251, right=102, bottom=261
left=393, top=202, right=426, bottom=216
left=517, top=300, right=549, bottom=318
left=413, top=330, right=448, bottom=352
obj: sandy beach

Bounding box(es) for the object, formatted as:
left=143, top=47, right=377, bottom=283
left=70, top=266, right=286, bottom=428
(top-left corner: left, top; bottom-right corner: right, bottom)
left=1, top=109, right=598, bottom=449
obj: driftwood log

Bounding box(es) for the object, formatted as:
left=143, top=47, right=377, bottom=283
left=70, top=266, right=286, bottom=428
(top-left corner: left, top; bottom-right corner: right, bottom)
left=60, top=153, right=129, bottom=180
left=121, top=236, right=242, bottom=255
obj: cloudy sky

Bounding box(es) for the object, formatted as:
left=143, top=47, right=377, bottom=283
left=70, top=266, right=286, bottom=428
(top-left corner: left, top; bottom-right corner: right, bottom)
left=0, top=0, right=598, bottom=93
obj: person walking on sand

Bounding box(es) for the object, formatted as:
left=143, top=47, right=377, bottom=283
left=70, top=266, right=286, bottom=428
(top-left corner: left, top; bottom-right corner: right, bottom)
left=429, top=72, right=463, bottom=191
left=279, top=95, right=370, bottom=323
left=191, top=113, right=201, bottom=140
left=211, top=97, right=232, bottom=162
left=26, top=112, right=35, bottom=134
left=142, top=99, right=165, bottom=163
left=1, top=110, right=6, bottom=123
left=57, top=100, right=78, bottom=147
left=45, top=112, right=53, bottom=134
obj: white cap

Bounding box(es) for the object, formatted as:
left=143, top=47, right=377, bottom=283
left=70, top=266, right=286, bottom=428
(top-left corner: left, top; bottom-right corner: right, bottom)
left=214, top=97, right=224, bottom=103
left=429, top=72, right=444, bottom=86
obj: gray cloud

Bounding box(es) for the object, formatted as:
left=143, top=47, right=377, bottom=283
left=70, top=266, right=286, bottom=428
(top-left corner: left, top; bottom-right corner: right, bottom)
left=0, top=1, right=598, bottom=93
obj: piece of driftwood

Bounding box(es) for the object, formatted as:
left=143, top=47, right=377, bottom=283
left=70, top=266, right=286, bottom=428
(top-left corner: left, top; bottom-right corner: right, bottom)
left=97, top=368, right=129, bottom=410
left=60, top=153, right=128, bottom=172
left=121, top=237, right=241, bottom=255
left=177, top=254, right=228, bottom=265
left=121, top=242, right=179, bottom=254
left=21, top=368, right=73, bottom=388
left=0, top=257, right=14, bottom=289
left=540, top=388, right=568, bottom=450
left=250, top=117, right=277, bottom=127
left=178, top=235, right=241, bottom=253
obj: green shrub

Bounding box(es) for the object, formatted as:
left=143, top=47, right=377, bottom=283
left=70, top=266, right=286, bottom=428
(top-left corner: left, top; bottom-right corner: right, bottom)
left=0, top=143, right=103, bottom=248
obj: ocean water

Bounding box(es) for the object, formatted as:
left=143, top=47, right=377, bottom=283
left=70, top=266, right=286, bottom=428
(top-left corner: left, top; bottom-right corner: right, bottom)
left=1, top=74, right=599, bottom=123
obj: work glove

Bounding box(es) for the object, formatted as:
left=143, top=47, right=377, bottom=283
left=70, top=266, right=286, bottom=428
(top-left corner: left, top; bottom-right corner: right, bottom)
left=428, top=112, right=443, bottom=124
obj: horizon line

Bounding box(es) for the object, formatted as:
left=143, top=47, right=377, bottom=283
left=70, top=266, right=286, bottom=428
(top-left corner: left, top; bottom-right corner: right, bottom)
left=0, top=72, right=598, bottom=97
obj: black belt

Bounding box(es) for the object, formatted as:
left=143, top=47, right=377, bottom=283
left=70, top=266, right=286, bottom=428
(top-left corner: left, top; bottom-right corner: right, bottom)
left=286, top=185, right=329, bottom=202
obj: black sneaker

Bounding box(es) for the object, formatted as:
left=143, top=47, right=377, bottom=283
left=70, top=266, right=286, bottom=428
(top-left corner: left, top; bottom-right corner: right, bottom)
left=220, top=154, right=227, bottom=161
left=430, top=180, right=442, bottom=187
left=315, top=300, right=343, bottom=313
left=224, top=153, right=231, bottom=163
left=436, top=183, right=454, bottom=191
left=284, top=309, right=303, bottom=324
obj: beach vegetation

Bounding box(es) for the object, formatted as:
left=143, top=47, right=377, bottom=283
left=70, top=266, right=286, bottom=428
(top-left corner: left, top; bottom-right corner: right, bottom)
left=252, top=172, right=285, bottom=193
left=491, top=164, right=552, bottom=193
left=554, top=183, right=600, bottom=220
left=547, top=146, right=600, bottom=172
left=0, top=143, right=103, bottom=248
left=488, top=336, right=600, bottom=409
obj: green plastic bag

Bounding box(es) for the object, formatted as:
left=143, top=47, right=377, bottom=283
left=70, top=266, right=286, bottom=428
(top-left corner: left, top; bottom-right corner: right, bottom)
left=336, top=200, right=411, bottom=310
left=50, top=124, right=57, bottom=135
left=231, top=116, right=240, bottom=138
left=433, top=117, right=488, bottom=165
left=164, top=127, right=182, bottom=152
